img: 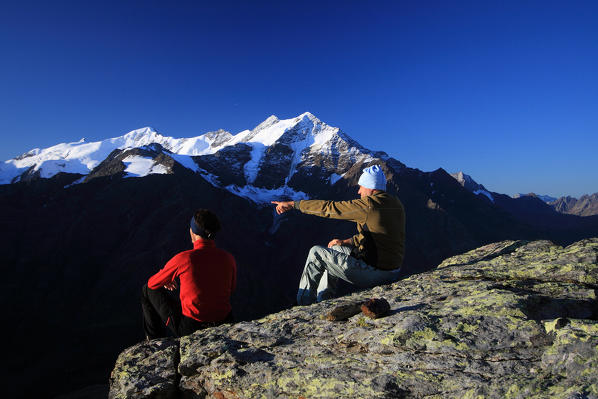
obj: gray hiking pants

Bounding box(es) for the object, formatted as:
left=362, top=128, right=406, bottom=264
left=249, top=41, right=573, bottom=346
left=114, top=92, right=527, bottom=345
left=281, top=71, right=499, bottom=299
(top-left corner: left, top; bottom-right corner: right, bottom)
left=297, top=245, right=401, bottom=305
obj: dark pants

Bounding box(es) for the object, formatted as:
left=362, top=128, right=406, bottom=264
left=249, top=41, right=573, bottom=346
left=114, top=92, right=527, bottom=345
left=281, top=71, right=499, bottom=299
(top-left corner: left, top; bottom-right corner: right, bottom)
left=141, top=284, right=232, bottom=339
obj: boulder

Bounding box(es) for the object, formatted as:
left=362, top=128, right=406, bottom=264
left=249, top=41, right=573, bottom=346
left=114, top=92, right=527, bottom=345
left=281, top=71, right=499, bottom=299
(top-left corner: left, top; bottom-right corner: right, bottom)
left=109, top=338, right=179, bottom=399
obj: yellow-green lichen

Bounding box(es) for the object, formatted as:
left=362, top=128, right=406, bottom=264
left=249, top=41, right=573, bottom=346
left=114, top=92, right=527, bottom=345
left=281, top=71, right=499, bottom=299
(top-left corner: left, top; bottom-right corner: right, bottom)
left=458, top=322, right=479, bottom=333
left=356, top=316, right=369, bottom=327
left=543, top=319, right=562, bottom=334
left=460, top=389, right=485, bottom=399
left=504, top=383, right=522, bottom=398
left=300, top=377, right=361, bottom=397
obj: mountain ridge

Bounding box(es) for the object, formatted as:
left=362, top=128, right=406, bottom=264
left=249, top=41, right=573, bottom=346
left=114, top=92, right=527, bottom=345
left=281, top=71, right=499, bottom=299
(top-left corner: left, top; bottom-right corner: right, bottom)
left=4, top=114, right=592, bottom=209
left=514, top=192, right=558, bottom=203
left=1, top=112, right=380, bottom=204
left=449, top=171, right=494, bottom=202
left=451, top=173, right=598, bottom=217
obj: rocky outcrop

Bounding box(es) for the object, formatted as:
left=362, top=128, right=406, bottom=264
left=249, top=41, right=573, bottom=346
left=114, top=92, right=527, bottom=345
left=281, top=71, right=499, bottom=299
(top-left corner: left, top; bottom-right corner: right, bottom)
left=110, top=238, right=598, bottom=398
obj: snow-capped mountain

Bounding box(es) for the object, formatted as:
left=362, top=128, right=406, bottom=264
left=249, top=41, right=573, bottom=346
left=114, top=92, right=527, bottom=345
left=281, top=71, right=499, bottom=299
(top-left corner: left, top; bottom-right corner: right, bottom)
left=0, top=126, right=229, bottom=183
left=450, top=171, right=494, bottom=202
left=0, top=112, right=383, bottom=203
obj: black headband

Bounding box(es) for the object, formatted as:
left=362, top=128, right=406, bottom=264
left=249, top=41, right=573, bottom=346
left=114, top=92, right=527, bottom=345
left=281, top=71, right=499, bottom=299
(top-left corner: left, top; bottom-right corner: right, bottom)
left=190, top=216, right=211, bottom=239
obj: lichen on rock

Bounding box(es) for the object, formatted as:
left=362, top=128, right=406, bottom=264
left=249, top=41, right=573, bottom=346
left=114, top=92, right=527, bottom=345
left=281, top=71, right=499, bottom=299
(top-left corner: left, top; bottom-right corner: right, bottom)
left=109, top=338, right=179, bottom=399
left=110, top=238, right=598, bottom=398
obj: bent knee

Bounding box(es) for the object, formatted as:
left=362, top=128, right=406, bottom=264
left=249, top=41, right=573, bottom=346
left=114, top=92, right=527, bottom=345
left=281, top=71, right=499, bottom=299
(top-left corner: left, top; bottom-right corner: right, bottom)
left=308, top=245, right=326, bottom=257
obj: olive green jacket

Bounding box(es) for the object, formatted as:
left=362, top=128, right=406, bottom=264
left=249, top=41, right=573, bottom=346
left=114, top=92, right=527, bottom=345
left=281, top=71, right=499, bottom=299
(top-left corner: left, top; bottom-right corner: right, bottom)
left=294, top=191, right=405, bottom=270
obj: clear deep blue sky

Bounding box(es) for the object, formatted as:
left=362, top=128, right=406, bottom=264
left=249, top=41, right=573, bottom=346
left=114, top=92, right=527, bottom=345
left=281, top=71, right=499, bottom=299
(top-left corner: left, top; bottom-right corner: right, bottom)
left=1, top=1, right=596, bottom=197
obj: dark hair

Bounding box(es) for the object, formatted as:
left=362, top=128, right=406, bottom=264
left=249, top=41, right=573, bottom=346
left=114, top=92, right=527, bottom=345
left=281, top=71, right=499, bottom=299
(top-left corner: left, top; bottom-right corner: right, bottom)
left=193, top=209, right=221, bottom=239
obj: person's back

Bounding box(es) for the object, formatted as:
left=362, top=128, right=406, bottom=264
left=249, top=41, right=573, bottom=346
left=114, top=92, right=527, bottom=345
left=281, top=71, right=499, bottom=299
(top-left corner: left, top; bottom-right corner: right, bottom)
left=292, top=190, right=405, bottom=271
left=353, top=191, right=405, bottom=270
left=142, top=209, right=236, bottom=339
left=182, top=242, right=235, bottom=321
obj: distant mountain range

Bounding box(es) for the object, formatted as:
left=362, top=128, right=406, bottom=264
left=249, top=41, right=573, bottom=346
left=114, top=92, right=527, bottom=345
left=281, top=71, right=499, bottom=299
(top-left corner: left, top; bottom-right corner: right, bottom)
left=3, top=113, right=594, bottom=214
left=450, top=173, right=598, bottom=217
left=548, top=194, right=598, bottom=217
left=2, top=113, right=597, bottom=398
left=513, top=192, right=558, bottom=203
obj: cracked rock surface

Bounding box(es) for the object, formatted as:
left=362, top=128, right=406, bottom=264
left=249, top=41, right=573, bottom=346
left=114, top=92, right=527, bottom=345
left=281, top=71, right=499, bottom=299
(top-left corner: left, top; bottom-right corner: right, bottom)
left=110, top=238, right=598, bottom=398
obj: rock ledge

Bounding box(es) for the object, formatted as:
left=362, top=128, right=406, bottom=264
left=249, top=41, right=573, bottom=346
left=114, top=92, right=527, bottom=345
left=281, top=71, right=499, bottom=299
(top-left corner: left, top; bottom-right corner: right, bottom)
left=110, top=239, right=598, bottom=398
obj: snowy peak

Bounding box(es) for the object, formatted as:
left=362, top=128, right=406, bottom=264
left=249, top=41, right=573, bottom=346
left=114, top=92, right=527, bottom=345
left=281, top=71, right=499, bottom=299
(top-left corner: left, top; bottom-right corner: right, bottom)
left=116, top=126, right=180, bottom=151
left=250, top=112, right=318, bottom=133
left=203, top=129, right=233, bottom=147
left=255, top=115, right=280, bottom=131
left=210, top=113, right=375, bottom=201
left=121, top=127, right=161, bottom=145
left=229, top=112, right=341, bottom=150
left=116, top=127, right=227, bottom=156
left=296, top=111, right=320, bottom=125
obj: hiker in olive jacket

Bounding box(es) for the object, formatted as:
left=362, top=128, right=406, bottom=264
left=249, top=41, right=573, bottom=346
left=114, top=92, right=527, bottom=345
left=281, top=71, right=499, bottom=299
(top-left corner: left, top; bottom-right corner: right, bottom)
left=272, top=165, right=405, bottom=305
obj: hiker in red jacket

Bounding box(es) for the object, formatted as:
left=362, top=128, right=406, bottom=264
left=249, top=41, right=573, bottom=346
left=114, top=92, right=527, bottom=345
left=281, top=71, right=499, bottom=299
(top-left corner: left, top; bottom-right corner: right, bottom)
left=141, top=209, right=237, bottom=339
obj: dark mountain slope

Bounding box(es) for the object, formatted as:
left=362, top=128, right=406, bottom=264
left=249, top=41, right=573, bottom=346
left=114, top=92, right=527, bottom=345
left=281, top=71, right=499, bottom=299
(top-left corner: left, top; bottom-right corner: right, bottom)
left=1, top=170, right=359, bottom=398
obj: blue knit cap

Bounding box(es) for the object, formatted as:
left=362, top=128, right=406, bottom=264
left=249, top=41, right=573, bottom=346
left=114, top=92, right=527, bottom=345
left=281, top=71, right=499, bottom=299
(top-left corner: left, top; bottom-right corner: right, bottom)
left=358, top=165, right=386, bottom=190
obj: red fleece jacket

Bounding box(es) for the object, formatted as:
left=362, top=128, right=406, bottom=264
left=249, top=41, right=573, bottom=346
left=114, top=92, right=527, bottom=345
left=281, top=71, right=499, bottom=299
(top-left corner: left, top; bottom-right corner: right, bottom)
left=148, top=239, right=236, bottom=322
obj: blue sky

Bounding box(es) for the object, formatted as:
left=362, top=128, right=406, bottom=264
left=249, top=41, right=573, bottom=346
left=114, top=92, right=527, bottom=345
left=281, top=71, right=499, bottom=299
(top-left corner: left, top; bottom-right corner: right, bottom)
left=1, top=1, right=596, bottom=197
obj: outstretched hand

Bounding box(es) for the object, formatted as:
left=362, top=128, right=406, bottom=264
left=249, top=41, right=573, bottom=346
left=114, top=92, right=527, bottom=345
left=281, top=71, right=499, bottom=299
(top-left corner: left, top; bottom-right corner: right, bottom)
left=271, top=201, right=294, bottom=215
